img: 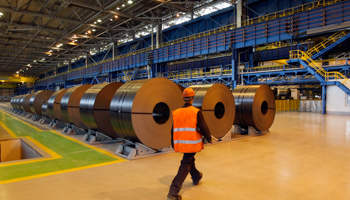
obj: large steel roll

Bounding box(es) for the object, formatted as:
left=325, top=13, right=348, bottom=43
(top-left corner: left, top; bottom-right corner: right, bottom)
left=18, top=95, right=27, bottom=111
left=10, top=98, right=15, bottom=109
left=41, top=101, right=49, bottom=117
left=60, top=84, right=92, bottom=129
left=20, top=94, right=34, bottom=113
left=190, top=84, right=235, bottom=138
left=80, top=82, right=124, bottom=138
left=110, top=78, right=183, bottom=149
left=11, top=96, right=18, bottom=109
left=232, top=85, right=276, bottom=131
left=272, top=88, right=278, bottom=99
left=29, top=90, right=54, bottom=116
left=14, top=95, right=24, bottom=110
left=46, top=89, right=68, bottom=120
left=278, top=88, right=291, bottom=100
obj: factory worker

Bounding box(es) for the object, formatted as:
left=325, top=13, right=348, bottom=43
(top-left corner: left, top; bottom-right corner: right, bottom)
left=167, top=87, right=212, bottom=200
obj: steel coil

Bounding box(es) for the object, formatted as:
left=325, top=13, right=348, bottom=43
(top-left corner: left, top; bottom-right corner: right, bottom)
left=46, top=89, right=68, bottom=120
left=15, top=95, right=25, bottom=110
left=60, top=85, right=92, bottom=129
left=272, top=88, right=278, bottom=99
left=80, top=82, right=124, bottom=138
left=10, top=98, right=15, bottom=109
left=29, top=90, right=54, bottom=116
left=12, top=96, right=17, bottom=109
left=110, top=78, right=183, bottom=149
left=12, top=95, right=19, bottom=110
left=18, top=95, right=27, bottom=111
left=278, top=88, right=291, bottom=100
left=42, top=101, right=49, bottom=117
left=232, top=85, right=276, bottom=131
left=190, top=84, right=235, bottom=138
left=21, top=94, right=34, bottom=113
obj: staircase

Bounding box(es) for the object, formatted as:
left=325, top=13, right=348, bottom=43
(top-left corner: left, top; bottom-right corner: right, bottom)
left=289, top=50, right=350, bottom=95
left=306, top=31, right=350, bottom=60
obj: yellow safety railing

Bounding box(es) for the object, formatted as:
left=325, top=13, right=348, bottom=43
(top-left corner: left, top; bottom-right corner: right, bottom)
left=290, top=50, right=350, bottom=86
left=306, top=31, right=348, bottom=57
left=165, top=68, right=232, bottom=79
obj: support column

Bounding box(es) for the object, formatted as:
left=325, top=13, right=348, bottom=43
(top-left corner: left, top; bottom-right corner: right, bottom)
left=231, top=49, right=238, bottom=89
left=237, top=0, right=243, bottom=28
left=322, top=84, right=326, bottom=114
left=151, top=24, right=154, bottom=49
left=86, top=52, right=89, bottom=68
left=156, top=22, right=162, bottom=48
left=68, top=60, right=72, bottom=72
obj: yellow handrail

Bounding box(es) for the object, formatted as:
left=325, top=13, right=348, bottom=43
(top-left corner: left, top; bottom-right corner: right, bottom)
left=290, top=50, right=350, bottom=86
left=306, top=31, right=347, bottom=57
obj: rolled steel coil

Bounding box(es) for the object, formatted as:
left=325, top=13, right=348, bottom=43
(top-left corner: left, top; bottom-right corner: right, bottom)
left=110, top=78, right=183, bottom=149
left=18, top=95, right=27, bottom=111
left=29, top=90, right=54, bottom=116
left=46, top=89, right=68, bottom=120
left=12, top=95, right=19, bottom=110
left=272, top=88, right=278, bottom=99
left=10, top=98, right=15, bottom=109
left=11, top=96, right=18, bottom=109
left=21, top=94, right=34, bottom=113
left=80, top=82, right=124, bottom=138
left=232, top=85, right=275, bottom=131
left=278, top=88, right=291, bottom=100
left=60, top=85, right=92, bottom=129
left=41, top=101, right=49, bottom=117
left=190, top=84, right=235, bottom=139
left=14, top=95, right=24, bottom=110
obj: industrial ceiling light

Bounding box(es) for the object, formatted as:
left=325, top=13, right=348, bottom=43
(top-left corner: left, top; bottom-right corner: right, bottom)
left=128, top=0, right=133, bottom=4
left=176, top=13, right=180, bottom=17
left=114, top=15, right=119, bottom=19
left=117, top=7, right=120, bottom=10
left=97, top=19, right=102, bottom=23
left=110, top=18, right=113, bottom=21
left=92, top=29, right=96, bottom=32
left=0, top=12, right=3, bottom=16
left=94, top=22, right=97, bottom=24
left=88, top=30, right=92, bottom=34
left=16, top=71, right=19, bottom=73
left=122, top=4, right=125, bottom=7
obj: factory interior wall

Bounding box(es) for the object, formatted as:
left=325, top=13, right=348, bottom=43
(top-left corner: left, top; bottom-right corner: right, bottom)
left=326, top=85, right=350, bottom=115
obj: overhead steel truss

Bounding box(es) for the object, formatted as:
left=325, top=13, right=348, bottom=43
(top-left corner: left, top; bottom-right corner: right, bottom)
left=0, top=0, right=226, bottom=75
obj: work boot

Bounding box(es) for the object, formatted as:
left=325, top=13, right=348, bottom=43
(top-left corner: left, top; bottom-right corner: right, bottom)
left=167, top=194, right=182, bottom=200
left=193, top=172, right=203, bottom=185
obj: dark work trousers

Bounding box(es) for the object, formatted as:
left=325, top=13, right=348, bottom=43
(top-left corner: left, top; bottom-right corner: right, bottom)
left=169, top=153, right=201, bottom=196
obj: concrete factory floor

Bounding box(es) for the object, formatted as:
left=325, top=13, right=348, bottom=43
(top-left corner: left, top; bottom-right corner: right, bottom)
left=1, top=105, right=350, bottom=200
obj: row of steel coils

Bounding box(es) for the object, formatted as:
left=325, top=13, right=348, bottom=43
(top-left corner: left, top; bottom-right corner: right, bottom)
left=11, top=78, right=276, bottom=149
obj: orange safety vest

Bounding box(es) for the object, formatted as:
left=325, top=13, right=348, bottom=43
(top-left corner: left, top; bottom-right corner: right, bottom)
left=172, top=106, right=204, bottom=153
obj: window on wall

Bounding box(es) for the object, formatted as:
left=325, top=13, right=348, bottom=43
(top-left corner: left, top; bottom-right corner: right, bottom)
left=347, top=94, right=350, bottom=106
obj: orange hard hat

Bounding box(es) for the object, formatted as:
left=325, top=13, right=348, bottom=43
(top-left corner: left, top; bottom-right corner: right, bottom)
left=183, top=87, right=195, bottom=98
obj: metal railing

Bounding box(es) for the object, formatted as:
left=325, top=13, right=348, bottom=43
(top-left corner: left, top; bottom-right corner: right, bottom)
left=290, top=50, right=350, bottom=85
left=306, top=31, right=348, bottom=57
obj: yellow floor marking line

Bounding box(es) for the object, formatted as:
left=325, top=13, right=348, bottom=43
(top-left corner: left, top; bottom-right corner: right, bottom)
left=0, top=121, right=18, bottom=138
left=0, top=160, right=124, bottom=184
left=1, top=111, right=42, bottom=132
